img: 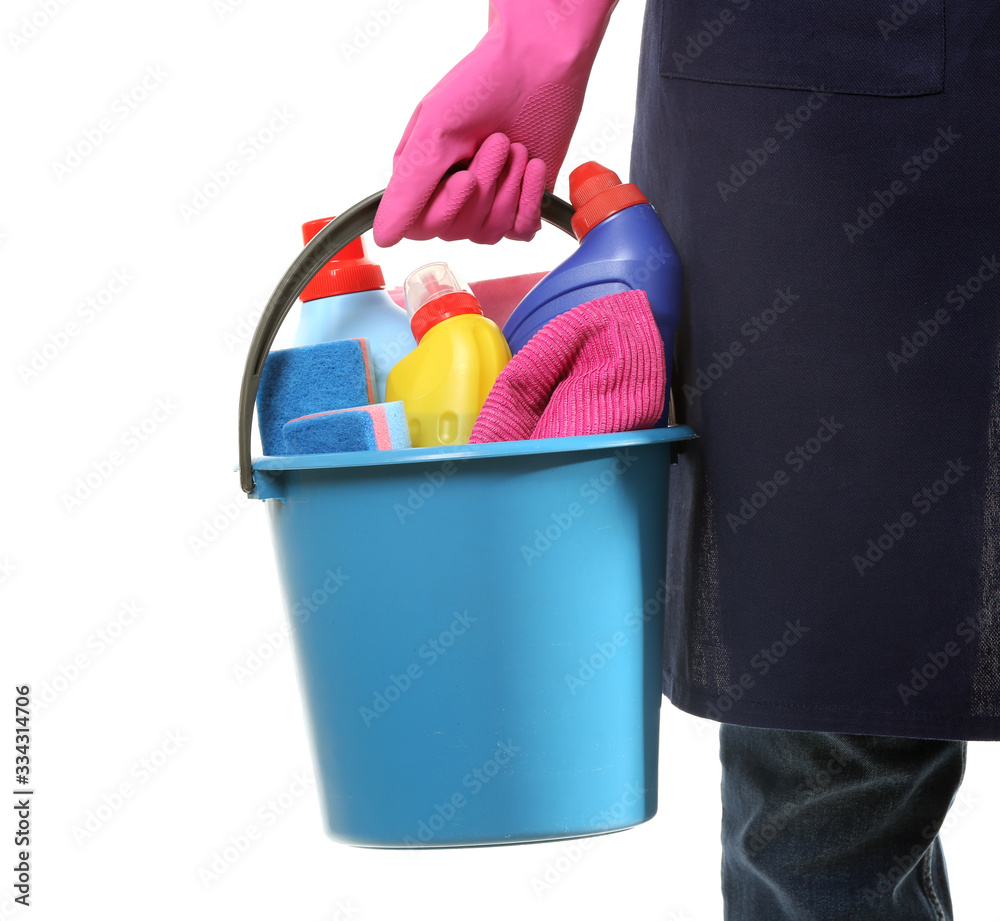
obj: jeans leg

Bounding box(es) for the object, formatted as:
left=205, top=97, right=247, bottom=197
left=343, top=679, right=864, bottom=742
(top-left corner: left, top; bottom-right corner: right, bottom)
left=719, top=725, right=967, bottom=921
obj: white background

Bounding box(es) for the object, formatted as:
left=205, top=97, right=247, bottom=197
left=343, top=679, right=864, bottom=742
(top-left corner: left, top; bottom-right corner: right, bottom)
left=2, top=0, right=997, bottom=919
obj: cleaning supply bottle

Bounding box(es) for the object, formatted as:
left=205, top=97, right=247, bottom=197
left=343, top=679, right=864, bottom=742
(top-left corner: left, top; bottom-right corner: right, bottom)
left=292, top=216, right=416, bottom=401
left=386, top=263, right=511, bottom=447
left=502, top=161, right=682, bottom=426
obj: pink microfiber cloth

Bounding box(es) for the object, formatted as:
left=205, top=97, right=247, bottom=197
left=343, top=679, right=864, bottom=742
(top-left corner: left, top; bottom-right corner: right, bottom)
left=468, top=289, right=665, bottom=443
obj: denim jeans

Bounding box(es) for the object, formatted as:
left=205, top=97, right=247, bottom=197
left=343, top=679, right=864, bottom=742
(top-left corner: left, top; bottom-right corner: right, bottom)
left=720, top=725, right=968, bottom=920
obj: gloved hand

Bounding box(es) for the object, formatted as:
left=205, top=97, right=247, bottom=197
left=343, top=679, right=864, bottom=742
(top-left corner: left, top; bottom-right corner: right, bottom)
left=373, top=0, right=619, bottom=247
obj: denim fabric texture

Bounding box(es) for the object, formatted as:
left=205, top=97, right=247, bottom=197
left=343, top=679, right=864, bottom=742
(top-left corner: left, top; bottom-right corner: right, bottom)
left=720, top=725, right=966, bottom=920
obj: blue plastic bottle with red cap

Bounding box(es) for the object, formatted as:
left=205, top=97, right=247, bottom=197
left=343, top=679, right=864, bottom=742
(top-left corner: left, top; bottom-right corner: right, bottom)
left=502, top=162, right=682, bottom=426
left=293, top=217, right=416, bottom=402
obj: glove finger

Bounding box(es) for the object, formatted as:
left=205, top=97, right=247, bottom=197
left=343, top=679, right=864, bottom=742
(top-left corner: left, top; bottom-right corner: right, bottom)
left=391, top=101, right=422, bottom=167
left=445, top=133, right=512, bottom=240
left=506, top=157, right=546, bottom=242
left=403, top=170, right=478, bottom=241
left=470, top=142, right=530, bottom=245
left=398, top=131, right=510, bottom=242
left=374, top=110, right=464, bottom=246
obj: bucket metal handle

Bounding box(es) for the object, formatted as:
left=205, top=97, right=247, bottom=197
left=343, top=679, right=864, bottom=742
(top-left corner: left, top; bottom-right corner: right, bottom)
left=238, top=189, right=577, bottom=495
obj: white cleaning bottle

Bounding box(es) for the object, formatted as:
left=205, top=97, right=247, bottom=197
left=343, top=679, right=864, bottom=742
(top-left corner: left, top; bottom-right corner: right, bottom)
left=292, top=216, right=416, bottom=401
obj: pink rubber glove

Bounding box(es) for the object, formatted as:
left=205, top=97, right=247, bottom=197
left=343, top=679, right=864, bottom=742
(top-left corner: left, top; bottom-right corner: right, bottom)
left=373, top=0, right=619, bottom=247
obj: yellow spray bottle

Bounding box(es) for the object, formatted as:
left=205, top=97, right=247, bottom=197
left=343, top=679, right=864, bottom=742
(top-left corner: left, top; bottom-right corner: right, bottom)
left=386, top=262, right=510, bottom=447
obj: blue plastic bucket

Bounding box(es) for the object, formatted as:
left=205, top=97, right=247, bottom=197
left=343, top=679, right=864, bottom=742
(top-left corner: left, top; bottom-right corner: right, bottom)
left=238, top=192, right=696, bottom=847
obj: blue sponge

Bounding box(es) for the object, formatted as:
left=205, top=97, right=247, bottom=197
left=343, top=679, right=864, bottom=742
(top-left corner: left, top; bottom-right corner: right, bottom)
left=256, top=339, right=374, bottom=456
left=283, top=402, right=412, bottom=454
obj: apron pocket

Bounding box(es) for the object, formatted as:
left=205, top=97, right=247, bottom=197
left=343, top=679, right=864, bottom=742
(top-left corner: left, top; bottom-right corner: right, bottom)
left=657, top=0, right=945, bottom=97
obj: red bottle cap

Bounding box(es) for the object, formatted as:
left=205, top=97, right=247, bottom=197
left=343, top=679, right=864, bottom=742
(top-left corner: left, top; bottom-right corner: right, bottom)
left=568, top=162, right=649, bottom=241
left=299, top=217, right=386, bottom=301
left=403, top=262, right=483, bottom=343
left=408, top=291, right=482, bottom=343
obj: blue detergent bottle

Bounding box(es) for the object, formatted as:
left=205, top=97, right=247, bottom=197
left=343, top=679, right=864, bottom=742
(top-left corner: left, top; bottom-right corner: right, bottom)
left=293, top=217, right=416, bottom=401
left=502, top=162, right=682, bottom=426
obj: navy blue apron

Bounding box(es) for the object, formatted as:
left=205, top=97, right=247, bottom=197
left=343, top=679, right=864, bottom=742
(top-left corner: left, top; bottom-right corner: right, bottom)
left=631, top=0, right=1000, bottom=740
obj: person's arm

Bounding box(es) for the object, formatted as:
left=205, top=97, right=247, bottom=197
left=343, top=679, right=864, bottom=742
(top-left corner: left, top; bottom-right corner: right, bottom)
left=373, top=0, right=620, bottom=246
